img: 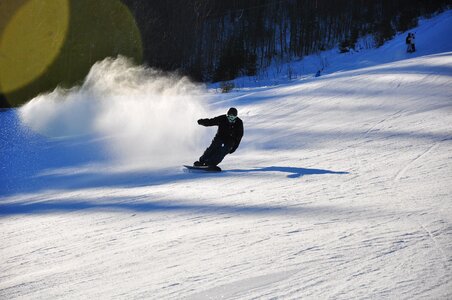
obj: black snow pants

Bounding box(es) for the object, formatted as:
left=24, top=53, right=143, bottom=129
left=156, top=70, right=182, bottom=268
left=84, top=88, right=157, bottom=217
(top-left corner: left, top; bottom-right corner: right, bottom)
left=199, top=137, right=233, bottom=166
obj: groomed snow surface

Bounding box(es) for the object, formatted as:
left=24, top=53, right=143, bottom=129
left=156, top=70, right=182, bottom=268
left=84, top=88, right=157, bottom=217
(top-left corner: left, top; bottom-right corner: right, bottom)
left=1, top=10, right=452, bottom=300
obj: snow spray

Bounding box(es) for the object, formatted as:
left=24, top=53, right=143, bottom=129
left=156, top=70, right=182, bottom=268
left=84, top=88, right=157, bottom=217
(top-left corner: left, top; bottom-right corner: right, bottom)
left=19, top=56, right=210, bottom=169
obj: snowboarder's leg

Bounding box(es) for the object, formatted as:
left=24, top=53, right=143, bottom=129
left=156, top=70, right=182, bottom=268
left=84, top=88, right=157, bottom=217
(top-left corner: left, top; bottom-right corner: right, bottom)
left=198, top=139, right=231, bottom=166
left=207, top=142, right=232, bottom=166
left=198, top=138, right=223, bottom=166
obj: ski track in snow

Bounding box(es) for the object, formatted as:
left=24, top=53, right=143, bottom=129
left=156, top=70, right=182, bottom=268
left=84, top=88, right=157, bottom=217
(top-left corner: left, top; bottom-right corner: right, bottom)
left=1, top=10, right=452, bottom=300
left=393, top=142, right=440, bottom=182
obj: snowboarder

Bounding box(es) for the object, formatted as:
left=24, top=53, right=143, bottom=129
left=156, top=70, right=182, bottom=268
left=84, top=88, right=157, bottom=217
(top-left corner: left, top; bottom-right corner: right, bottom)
left=406, top=33, right=416, bottom=53
left=194, top=107, right=244, bottom=167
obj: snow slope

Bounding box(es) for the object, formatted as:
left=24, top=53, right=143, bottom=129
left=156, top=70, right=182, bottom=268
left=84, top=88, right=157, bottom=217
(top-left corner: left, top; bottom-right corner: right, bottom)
left=227, top=9, right=452, bottom=88
left=1, top=10, right=452, bottom=300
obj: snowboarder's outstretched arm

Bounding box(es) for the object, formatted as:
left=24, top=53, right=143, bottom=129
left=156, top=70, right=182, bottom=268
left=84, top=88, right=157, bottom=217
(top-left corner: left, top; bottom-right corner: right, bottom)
left=197, top=116, right=221, bottom=127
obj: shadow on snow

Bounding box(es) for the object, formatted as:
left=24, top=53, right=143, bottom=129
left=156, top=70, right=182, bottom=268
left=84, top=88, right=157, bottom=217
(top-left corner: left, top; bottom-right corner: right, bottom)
left=226, top=166, right=348, bottom=178
left=0, top=165, right=348, bottom=198
left=0, top=195, right=371, bottom=220
left=0, top=199, right=304, bottom=217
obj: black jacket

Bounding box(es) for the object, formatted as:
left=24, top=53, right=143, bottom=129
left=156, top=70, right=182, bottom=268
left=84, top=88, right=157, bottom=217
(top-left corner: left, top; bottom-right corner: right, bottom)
left=198, top=115, right=244, bottom=153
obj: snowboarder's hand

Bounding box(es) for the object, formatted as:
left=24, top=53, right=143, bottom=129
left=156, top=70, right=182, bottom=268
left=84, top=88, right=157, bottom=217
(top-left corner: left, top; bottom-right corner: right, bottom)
left=198, top=119, right=207, bottom=126
left=197, top=118, right=209, bottom=126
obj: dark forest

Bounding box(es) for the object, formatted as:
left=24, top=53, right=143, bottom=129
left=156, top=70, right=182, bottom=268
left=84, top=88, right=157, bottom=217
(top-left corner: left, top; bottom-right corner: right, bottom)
left=124, top=0, right=451, bottom=82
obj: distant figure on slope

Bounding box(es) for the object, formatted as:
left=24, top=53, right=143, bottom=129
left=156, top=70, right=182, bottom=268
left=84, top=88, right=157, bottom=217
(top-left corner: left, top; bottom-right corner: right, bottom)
left=406, top=33, right=416, bottom=53
left=194, top=107, right=244, bottom=167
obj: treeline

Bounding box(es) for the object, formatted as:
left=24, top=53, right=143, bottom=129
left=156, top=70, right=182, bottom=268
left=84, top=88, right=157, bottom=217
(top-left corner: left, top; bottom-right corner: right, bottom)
left=124, top=0, right=451, bottom=82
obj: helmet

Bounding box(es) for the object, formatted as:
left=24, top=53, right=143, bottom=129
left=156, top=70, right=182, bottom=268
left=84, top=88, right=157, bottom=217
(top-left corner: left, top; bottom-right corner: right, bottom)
left=227, top=107, right=237, bottom=116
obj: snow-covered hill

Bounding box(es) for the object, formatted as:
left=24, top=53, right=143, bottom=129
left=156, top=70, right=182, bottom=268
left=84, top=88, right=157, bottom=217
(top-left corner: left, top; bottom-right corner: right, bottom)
left=1, top=10, right=452, bottom=299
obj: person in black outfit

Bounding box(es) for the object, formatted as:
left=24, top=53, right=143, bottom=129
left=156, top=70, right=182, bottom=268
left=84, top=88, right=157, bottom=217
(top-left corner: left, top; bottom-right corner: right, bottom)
left=194, top=107, right=244, bottom=167
left=406, top=33, right=412, bottom=52
left=406, top=33, right=416, bottom=53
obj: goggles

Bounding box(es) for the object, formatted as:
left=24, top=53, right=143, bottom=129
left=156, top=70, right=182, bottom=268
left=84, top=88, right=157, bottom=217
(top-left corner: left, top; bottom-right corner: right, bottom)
left=227, top=114, right=237, bottom=122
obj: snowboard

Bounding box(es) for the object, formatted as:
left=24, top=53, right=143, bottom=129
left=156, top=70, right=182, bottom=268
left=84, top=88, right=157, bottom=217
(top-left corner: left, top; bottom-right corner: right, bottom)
left=183, top=165, right=222, bottom=172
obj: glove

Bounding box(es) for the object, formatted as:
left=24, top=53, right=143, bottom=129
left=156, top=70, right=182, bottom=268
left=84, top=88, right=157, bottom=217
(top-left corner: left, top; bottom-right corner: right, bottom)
left=197, top=119, right=203, bottom=125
